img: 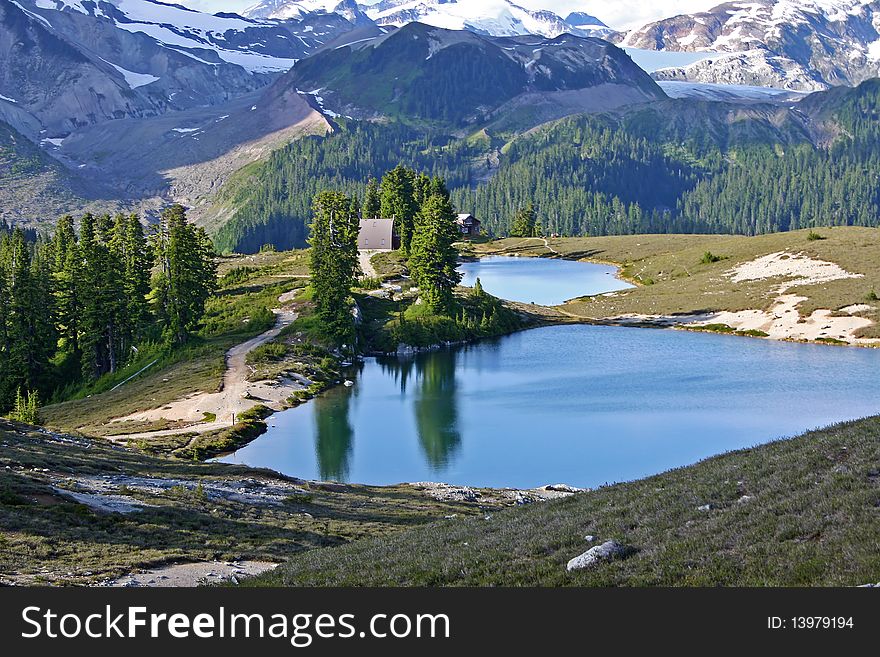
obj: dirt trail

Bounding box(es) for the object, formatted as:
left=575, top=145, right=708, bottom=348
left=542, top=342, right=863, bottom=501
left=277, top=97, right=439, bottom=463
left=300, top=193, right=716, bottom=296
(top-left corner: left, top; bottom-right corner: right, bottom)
left=106, top=295, right=303, bottom=442
left=358, top=250, right=379, bottom=278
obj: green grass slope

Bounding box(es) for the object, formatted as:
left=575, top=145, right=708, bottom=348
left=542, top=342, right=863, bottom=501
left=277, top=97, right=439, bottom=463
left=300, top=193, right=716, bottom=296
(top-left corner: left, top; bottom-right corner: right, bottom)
left=249, top=416, right=880, bottom=587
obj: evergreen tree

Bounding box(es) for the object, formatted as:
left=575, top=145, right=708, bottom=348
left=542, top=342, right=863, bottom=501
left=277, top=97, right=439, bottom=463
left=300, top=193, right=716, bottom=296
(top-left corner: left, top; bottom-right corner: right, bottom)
left=364, top=177, right=381, bottom=219
left=409, top=193, right=462, bottom=314
left=50, top=215, right=82, bottom=356
left=309, top=191, right=359, bottom=345
left=151, top=205, right=217, bottom=345
left=510, top=204, right=539, bottom=237
left=112, top=214, right=151, bottom=348
left=4, top=229, right=54, bottom=396
left=380, top=165, right=418, bottom=255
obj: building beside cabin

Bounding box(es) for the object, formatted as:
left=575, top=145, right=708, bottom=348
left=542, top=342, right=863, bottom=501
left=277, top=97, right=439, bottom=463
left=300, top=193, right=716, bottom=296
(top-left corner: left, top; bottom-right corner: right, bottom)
left=358, top=218, right=399, bottom=251
left=456, top=214, right=481, bottom=237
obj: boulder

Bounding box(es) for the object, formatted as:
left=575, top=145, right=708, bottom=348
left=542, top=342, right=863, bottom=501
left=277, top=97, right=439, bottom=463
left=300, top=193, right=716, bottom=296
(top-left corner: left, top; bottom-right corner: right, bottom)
left=566, top=540, right=634, bottom=572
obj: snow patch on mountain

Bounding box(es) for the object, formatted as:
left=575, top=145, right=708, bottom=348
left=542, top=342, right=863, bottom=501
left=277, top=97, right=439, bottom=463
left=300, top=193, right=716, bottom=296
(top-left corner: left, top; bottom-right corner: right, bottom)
left=244, top=0, right=357, bottom=20
left=99, top=58, right=161, bottom=88
left=362, top=0, right=609, bottom=39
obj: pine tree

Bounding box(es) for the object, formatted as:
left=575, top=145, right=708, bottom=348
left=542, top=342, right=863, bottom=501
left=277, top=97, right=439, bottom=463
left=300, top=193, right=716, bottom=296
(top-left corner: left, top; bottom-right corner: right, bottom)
left=151, top=205, right=217, bottom=345
left=51, top=215, right=82, bottom=356
left=472, top=277, right=485, bottom=298
left=380, top=165, right=418, bottom=255
left=112, top=214, right=150, bottom=350
left=510, top=204, right=539, bottom=237
left=5, top=229, right=54, bottom=396
left=409, top=193, right=462, bottom=314
left=364, top=177, right=381, bottom=219
left=309, top=191, right=359, bottom=345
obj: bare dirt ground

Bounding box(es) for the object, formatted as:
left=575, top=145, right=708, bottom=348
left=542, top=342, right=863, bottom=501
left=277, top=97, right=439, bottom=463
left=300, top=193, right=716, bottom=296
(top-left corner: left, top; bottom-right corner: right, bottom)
left=359, top=250, right=380, bottom=278
left=104, top=561, right=279, bottom=587
left=106, top=294, right=303, bottom=442
left=606, top=251, right=879, bottom=345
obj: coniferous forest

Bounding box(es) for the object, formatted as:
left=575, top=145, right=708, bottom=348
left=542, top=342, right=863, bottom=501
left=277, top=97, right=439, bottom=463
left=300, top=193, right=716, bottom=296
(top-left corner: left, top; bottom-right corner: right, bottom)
left=0, top=206, right=216, bottom=416
left=213, top=80, right=880, bottom=254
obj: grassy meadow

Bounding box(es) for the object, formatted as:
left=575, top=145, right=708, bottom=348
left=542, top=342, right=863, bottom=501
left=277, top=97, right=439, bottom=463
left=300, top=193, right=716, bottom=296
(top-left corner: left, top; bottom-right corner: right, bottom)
left=249, top=415, right=880, bottom=587
left=474, top=228, right=880, bottom=338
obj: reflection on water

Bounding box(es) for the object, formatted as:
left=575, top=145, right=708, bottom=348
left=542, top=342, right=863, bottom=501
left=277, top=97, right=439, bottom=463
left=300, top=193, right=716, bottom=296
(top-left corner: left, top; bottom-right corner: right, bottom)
left=380, top=354, right=461, bottom=470
left=312, top=373, right=357, bottom=481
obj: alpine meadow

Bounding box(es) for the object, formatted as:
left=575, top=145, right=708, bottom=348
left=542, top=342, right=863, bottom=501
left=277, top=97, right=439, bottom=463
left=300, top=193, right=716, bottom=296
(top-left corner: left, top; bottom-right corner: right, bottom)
left=2, top=0, right=880, bottom=620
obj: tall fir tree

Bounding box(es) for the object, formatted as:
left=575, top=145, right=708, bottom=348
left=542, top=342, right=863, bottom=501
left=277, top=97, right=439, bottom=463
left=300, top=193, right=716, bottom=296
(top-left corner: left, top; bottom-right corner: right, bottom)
left=4, top=229, right=55, bottom=397
left=363, top=177, right=381, bottom=219
left=409, top=192, right=462, bottom=314
left=309, top=191, right=359, bottom=344
left=380, top=165, right=418, bottom=255
left=510, top=204, right=539, bottom=238
left=151, top=205, right=217, bottom=345
left=50, top=215, right=82, bottom=357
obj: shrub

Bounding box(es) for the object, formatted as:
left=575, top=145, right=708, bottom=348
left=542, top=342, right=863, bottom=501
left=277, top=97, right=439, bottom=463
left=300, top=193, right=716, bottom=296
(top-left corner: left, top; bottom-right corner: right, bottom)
left=246, top=342, right=289, bottom=365
left=248, top=306, right=277, bottom=333
left=10, top=388, right=40, bottom=425
left=807, top=231, right=827, bottom=241
left=219, top=266, right=259, bottom=288
left=700, top=251, right=723, bottom=264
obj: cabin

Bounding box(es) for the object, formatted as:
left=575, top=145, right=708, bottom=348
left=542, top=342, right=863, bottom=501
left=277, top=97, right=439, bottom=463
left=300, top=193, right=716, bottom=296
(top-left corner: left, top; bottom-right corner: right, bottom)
left=456, top=213, right=481, bottom=237
left=358, top=218, right=399, bottom=251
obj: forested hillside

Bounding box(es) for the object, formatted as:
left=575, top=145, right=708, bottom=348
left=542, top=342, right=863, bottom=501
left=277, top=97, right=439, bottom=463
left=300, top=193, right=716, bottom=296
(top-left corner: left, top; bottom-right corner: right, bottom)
left=0, top=207, right=216, bottom=417
left=211, top=79, right=880, bottom=253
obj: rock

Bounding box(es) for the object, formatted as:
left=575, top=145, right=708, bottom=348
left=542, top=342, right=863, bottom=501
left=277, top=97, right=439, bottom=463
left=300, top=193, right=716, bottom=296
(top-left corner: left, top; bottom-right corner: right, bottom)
left=697, top=503, right=714, bottom=512
left=539, top=483, right=586, bottom=494
left=737, top=495, right=753, bottom=504
left=584, top=535, right=596, bottom=543
left=344, top=380, right=354, bottom=387
left=567, top=540, right=634, bottom=572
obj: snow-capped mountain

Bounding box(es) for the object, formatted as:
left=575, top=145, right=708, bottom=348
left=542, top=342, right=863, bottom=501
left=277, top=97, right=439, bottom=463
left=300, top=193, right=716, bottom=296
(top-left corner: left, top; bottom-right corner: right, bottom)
left=621, top=0, right=880, bottom=90
left=360, top=0, right=612, bottom=38
left=0, top=0, right=367, bottom=137
left=243, top=0, right=365, bottom=21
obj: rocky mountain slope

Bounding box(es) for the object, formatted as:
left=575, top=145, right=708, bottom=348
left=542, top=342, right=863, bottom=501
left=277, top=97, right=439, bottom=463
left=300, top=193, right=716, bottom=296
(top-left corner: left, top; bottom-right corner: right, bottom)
left=0, top=0, right=366, bottom=139
left=620, top=0, right=880, bottom=90
left=279, top=22, right=663, bottom=124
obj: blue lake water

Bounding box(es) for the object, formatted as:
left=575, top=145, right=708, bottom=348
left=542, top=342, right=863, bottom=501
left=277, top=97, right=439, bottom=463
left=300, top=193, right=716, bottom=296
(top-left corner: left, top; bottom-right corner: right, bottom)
left=457, top=255, right=633, bottom=305
left=218, top=324, right=880, bottom=489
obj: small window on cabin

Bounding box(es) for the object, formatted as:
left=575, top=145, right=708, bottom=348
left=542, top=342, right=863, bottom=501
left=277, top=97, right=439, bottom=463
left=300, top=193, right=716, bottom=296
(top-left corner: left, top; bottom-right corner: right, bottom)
left=365, top=239, right=369, bottom=246
left=381, top=239, right=386, bottom=247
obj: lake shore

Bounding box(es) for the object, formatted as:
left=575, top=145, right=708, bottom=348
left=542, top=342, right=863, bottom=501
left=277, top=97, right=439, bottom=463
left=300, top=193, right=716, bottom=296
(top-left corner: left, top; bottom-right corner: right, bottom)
left=471, top=230, right=880, bottom=347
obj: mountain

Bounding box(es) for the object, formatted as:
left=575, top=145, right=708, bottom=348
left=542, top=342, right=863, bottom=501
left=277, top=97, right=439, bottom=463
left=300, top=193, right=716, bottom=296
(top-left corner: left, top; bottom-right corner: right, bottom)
left=0, top=0, right=367, bottom=139
left=244, top=0, right=366, bottom=21
left=277, top=22, right=663, bottom=125
left=360, top=0, right=613, bottom=38
left=209, top=78, right=880, bottom=253
left=621, top=0, right=880, bottom=91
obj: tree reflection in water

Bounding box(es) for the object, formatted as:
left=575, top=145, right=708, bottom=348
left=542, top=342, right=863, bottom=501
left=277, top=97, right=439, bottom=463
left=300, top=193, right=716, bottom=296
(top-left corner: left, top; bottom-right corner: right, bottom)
left=378, top=352, right=461, bottom=470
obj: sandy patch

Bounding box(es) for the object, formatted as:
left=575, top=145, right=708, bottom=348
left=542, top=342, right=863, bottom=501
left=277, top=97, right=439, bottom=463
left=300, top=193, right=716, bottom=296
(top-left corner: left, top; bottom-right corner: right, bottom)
left=106, top=293, right=304, bottom=441
left=728, top=251, right=864, bottom=290
left=104, top=561, right=278, bottom=587
left=840, top=304, right=873, bottom=315
left=700, top=294, right=876, bottom=344
left=606, top=253, right=876, bottom=345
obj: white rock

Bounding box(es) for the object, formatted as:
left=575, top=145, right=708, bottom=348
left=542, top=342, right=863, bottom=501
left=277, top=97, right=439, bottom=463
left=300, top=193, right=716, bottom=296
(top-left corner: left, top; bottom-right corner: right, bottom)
left=566, top=540, right=632, bottom=572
